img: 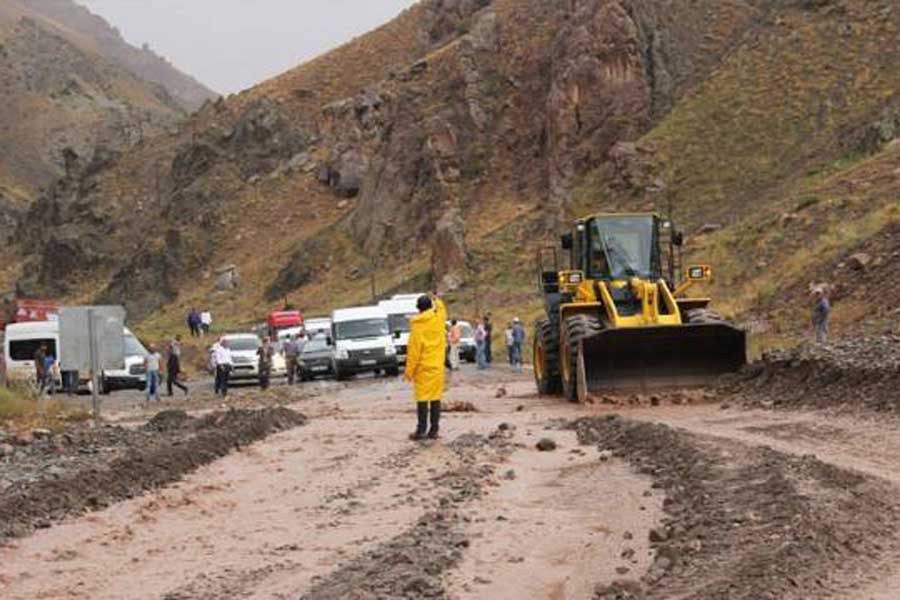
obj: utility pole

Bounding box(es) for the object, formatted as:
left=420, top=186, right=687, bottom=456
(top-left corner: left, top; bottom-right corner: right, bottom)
left=369, top=255, right=377, bottom=305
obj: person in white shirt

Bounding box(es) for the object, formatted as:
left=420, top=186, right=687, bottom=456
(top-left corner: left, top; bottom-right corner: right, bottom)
left=200, top=310, right=213, bottom=336
left=144, top=344, right=163, bottom=402
left=212, top=338, right=233, bottom=397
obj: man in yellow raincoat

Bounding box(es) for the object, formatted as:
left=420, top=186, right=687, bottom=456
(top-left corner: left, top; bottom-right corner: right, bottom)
left=404, top=293, right=448, bottom=440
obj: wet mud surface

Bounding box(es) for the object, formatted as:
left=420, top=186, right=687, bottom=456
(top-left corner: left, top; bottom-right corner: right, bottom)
left=573, top=416, right=900, bottom=599
left=0, top=408, right=306, bottom=542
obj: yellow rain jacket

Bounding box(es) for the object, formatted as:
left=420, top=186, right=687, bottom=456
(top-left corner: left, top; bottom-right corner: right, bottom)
left=405, top=297, right=448, bottom=402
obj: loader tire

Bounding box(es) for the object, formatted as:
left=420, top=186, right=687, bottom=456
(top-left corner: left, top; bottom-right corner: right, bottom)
left=533, top=319, right=562, bottom=395
left=561, top=314, right=603, bottom=402
left=685, top=308, right=726, bottom=325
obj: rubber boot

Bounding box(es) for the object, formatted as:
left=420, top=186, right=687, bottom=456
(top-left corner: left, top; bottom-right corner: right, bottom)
left=410, top=403, right=428, bottom=441
left=427, top=401, right=441, bottom=439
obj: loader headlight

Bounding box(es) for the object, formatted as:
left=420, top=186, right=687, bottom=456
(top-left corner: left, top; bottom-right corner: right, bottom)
left=687, top=266, right=712, bottom=280
left=567, top=272, right=583, bottom=284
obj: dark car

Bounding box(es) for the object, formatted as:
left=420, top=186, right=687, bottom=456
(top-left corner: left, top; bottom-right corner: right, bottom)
left=298, top=336, right=335, bottom=381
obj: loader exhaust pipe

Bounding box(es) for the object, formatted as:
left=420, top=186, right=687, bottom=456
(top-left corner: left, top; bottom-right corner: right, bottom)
left=576, top=323, right=747, bottom=401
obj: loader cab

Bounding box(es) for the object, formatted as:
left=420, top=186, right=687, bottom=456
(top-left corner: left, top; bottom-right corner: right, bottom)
left=574, top=215, right=663, bottom=282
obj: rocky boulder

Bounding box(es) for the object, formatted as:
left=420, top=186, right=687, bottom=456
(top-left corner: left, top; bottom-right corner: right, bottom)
left=546, top=1, right=652, bottom=207
left=215, top=265, right=240, bottom=291
left=430, top=208, right=468, bottom=293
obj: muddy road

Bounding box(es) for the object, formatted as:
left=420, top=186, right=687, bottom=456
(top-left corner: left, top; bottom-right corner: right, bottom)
left=3, top=355, right=900, bottom=599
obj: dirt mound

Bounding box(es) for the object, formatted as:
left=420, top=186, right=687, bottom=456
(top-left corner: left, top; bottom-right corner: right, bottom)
left=0, top=407, right=306, bottom=543
left=143, top=409, right=192, bottom=432
left=571, top=416, right=900, bottom=599
left=723, top=335, right=900, bottom=412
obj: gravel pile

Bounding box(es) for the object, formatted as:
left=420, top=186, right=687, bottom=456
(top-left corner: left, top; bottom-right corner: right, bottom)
left=723, top=335, right=900, bottom=412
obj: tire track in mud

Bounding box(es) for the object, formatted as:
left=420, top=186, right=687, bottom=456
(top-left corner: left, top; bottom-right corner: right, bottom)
left=299, top=431, right=514, bottom=600
left=0, top=408, right=307, bottom=543
left=572, top=416, right=900, bottom=600
left=160, top=429, right=514, bottom=599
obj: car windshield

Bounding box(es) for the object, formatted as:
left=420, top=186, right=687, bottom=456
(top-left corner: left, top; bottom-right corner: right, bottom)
left=335, top=318, right=389, bottom=340
left=124, top=335, right=148, bottom=357
left=388, top=314, right=415, bottom=334
left=227, top=337, right=260, bottom=352
left=589, top=216, right=660, bottom=280
left=460, top=324, right=474, bottom=338
left=302, top=338, right=331, bottom=353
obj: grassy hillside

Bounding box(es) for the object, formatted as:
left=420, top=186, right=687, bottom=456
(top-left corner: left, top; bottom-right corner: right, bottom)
left=5, top=0, right=899, bottom=356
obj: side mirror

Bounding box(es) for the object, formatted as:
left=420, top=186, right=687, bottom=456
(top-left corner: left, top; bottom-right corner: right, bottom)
left=560, top=232, right=573, bottom=250
left=672, top=231, right=684, bottom=247
left=393, top=330, right=402, bottom=339
left=326, top=336, right=333, bottom=347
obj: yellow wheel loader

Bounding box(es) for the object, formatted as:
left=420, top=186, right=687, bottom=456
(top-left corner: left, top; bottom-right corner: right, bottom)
left=533, top=213, right=746, bottom=401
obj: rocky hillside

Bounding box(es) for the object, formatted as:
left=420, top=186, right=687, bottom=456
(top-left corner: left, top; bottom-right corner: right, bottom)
left=19, top=0, right=216, bottom=110
left=0, top=0, right=214, bottom=219
left=4, top=0, right=899, bottom=346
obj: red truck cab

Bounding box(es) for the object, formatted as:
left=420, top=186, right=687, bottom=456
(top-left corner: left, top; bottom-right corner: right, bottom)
left=267, top=310, right=303, bottom=339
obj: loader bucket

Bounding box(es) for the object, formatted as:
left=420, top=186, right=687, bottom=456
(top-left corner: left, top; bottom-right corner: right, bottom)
left=576, top=323, right=746, bottom=400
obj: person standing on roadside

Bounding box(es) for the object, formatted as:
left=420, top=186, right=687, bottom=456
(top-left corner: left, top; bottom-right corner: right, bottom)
left=812, top=288, right=831, bottom=343
left=200, top=309, right=212, bottom=337
left=484, top=313, right=494, bottom=364
left=505, top=323, right=515, bottom=365
left=145, top=344, right=162, bottom=402
left=34, top=342, right=47, bottom=392
left=448, top=319, right=462, bottom=371
left=166, top=335, right=189, bottom=397
left=475, top=319, right=488, bottom=370
left=187, top=309, right=200, bottom=337
left=42, top=352, right=57, bottom=395
left=283, top=334, right=301, bottom=385
left=511, top=318, right=526, bottom=372
left=405, top=293, right=448, bottom=441
left=257, top=336, right=275, bottom=390
left=212, top=338, right=233, bottom=397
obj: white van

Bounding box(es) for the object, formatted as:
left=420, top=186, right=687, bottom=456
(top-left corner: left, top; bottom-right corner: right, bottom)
left=3, top=321, right=86, bottom=390
left=330, top=306, right=399, bottom=380
left=303, top=317, right=332, bottom=337
left=3, top=321, right=60, bottom=384
left=100, top=327, right=148, bottom=394
left=378, top=298, right=419, bottom=365
left=391, top=293, right=425, bottom=302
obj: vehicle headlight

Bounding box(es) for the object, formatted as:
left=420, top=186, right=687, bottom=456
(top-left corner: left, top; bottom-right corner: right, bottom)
left=336, top=348, right=349, bottom=360
left=386, top=345, right=396, bottom=356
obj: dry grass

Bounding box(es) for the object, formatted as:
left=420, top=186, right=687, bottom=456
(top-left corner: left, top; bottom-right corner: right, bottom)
left=0, top=386, right=92, bottom=433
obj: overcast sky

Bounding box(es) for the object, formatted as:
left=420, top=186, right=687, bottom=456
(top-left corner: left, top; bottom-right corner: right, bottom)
left=75, top=0, right=419, bottom=94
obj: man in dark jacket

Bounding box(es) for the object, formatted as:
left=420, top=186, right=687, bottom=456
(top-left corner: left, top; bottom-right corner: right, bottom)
left=812, top=289, right=831, bottom=343
left=483, top=313, right=493, bottom=364
left=167, top=335, right=189, bottom=396
left=34, top=343, right=47, bottom=390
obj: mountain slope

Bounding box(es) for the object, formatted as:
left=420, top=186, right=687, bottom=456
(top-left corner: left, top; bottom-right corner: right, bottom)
left=0, top=0, right=192, bottom=209
left=5, top=0, right=899, bottom=349
left=6, top=0, right=216, bottom=110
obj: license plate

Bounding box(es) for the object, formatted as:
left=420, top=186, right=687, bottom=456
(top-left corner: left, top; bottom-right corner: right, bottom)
left=360, top=359, right=376, bottom=366
left=312, top=366, right=327, bottom=372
